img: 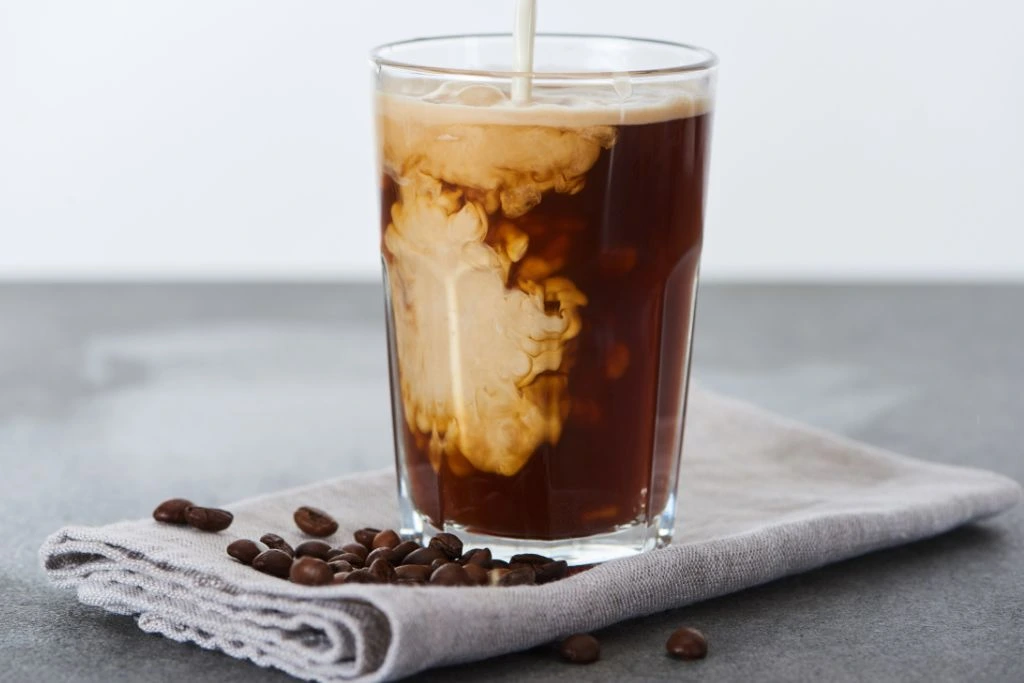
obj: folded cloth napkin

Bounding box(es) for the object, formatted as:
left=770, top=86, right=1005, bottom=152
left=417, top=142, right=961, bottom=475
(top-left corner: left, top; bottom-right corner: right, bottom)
left=41, top=389, right=1021, bottom=682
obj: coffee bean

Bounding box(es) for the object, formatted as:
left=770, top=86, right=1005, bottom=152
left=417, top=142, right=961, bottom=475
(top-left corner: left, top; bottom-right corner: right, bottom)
left=428, top=533, right=463, bottom=560
left=366, top=547, right=398, bottom=566
left=153, top=498, right=194, bottom=525
left=325, top=548, right=346, bottom=561
left=368, top=558, right=396, bottom=582
left=260, top=533, right=295, bottom=557
left=344, top=569, right=383, bottom=584
left=334, top=552, right=365, bottom=568
left=331, top=573, right=349, bottom=585
left=463, top=563, right=488, bottom=586
left=394, top=565, right=431, bottom=583
left=252, top=549, right=293, bottom=578
left=372, top=529, right=400, bottom=549
left=294, top=540, right=332, bottom=560
left=430, top=558, right=447, bottom=571
left=353, top=528, right=380, bottom=548
left=226, top=539, right=262, bottom=565
left=402, top=546, right=445, bottom=566
left=184, top=506, right=233, bottom=532
left=535, top=560, right=568, bottom=584
left=391, top=540, right=420, bottom=562
left=666, top=627, right=707, bottom=660
left=566, top=563, right=595, bottom=578
left=340, top=543, right=369, bottom=560
left=293, top=506, right=338, bottom=538
left=490, top=559, right=510, bottom=569
left=487, top=568, right=510, bottom=586
left=290, top=556, right=333, bottom=586
left=559, top=634, right=600, bottom=664
left=327, top=559, right=354, bottom=574
left=430, top=562, right=473, bottom=586
left=462, top=548, right=492, bottom=568
left=498, top=566, right=535, bottom=586
left=510, top=553, right=554, bottom=566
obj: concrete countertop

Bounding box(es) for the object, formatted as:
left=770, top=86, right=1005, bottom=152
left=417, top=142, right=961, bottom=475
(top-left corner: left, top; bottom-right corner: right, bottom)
left=2, top=283, right=1021, bottom=682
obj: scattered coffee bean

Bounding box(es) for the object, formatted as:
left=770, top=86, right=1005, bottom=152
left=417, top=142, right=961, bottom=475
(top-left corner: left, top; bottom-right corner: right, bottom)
left=487, top=568, right=510, bottom=586
left=260, top=533, right=295, bottom=557
left=294, top=540, right=332, bottom=560
left=666, top=627, right=708, bottom=660
left=226, top=539, right=262, bottom=565
left=353, top=527, right=380, bottom=548
left=368, top=558, right=397, bottom=582
left=490, top=559, right=510, bottom=569
left=290, top=556, right=334, bottom=586
left=340, top=543, right=370, bottom=560
left=394, top=565, right=431, bottom=583
left=334, top=552, right=365, bottom=569
left=566, top=564, right=595, bottom=577
left=559, top=634, right=600, bottom=664
left=153, top=498, right=194, bottom=525
left=430, top=558, right=448, bottom=571
left=328, top=559, right=354, bottom=574
left=366, top=547, right=398, bottom=566
left=372, top=529, right=401, bottom=549
left=510, top=553, right=553, bottom=566
left=293, top=506, right=338, bottom=537
left=184, top=506, right=234, bottom=532
left=430, top=562, right=473, bottom=586
left=428, top=533, right=463, bottom=560
left=331, top=573, right=348, bottom=585
left=391, top=540, right=420, bottom=562
left=402, top=546, right=445, bottom=566
left=535, top=560, right=569, bottom=584
left=325, top=548, right=347, bottom=561
left=252, top=549, right=293, bottom=578
left=463, top=563, right=488, bottom=586
left=344, top=569, right=383, bottom=584
left=498, top=566, right=536, bottom=586
left=462, top=548, right=492, bottom=568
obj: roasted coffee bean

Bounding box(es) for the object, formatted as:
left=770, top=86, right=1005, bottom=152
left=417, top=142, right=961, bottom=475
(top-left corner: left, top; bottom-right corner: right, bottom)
left=226, top=539, right=262, bottom=565
left=490, top=559, right=510, bottom=569
left=353, top=527, right=380, bottom=548
left=184, top=506, right=234, bottom=532
left=341, top=543, right=370, bottom=560
left=344, top=569, right=383, bottom=584
left=331, top=573, right=349, bottom=585
left=428, top=533, right=463, bottom=560
left=252, top=549, right=293, bottom=579
left=394, top=565, right=431, bottom=583
left=372, top=529, right=400, bottom=549
left=498, top=566, right=535, bottom=586
left=366, top=547, right=398, bottom=566
left=487, top=568, right=510, bottom=586
left=391, top=540, right=420, bottom=562
left=566, top=563, right=595, bottom=577
left=293, top=506, right=338, bottom=537
left=153, top=498, right=194, bottom=525
left=328, top=559, right=354, bottom=574
left=368, top=558, right=397, bottom=582
left=430, top=562, right=473, bottom=586
left=260, top=533, right=295, bottom=557
left=666, top=627, right=708, bottom=660
left=334, top=552, right=365, bottom=568
left=510, top=553, right=554, bottom=567
left=294, top=540, right=332, bottom=560
left=290, top=556, right=334, bottom=586
left=463, top=563, right=488, bottom=586
left=535, top=560, right=569, bottom=584
left=559, top=634, right=600, bottom=664
left=461, top=548, right=492, bottom=568
left=402, top=546, right=445, bottom=566
left=325, top=548, right=346, bottom=561
left=430, top=558, right=447, bottom=571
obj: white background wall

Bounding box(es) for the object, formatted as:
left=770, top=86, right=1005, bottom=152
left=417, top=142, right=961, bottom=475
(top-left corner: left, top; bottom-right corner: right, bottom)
left=1, top=0, right=1022, bottom=280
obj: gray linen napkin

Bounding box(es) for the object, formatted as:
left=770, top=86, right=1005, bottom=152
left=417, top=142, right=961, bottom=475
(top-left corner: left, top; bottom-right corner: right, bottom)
left=40, top=389, right=1021, bottom=682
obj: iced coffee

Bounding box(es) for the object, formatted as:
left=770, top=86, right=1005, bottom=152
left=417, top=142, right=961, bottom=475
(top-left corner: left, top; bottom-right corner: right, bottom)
left=373, top=35, right=716, bottom=561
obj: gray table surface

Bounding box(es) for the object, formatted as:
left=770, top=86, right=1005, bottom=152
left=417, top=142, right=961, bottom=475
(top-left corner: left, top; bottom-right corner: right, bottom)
left=2, top=283, right=1022, bottom=683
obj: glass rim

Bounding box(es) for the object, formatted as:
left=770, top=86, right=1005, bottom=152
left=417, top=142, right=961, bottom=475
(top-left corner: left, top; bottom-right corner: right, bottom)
left=370, top=33, right=718, bottom=80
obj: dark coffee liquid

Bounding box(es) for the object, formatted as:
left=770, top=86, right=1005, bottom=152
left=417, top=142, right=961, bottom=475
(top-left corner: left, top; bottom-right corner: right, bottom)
left=382, top=112, right=711, bottom=539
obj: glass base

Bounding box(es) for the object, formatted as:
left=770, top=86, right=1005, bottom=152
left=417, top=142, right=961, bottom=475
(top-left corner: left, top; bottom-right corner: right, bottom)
left=400, top=494, right=676, bottom=565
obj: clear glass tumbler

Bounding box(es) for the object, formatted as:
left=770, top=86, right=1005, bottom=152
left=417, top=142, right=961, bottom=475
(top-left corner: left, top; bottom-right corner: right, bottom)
left=372, top=34, right=716, bottom=564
